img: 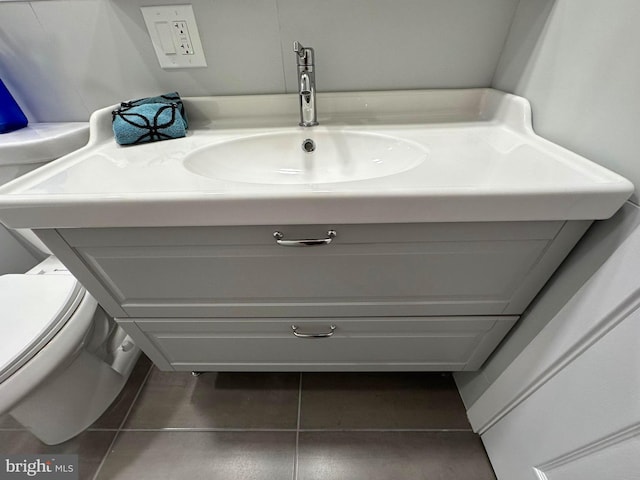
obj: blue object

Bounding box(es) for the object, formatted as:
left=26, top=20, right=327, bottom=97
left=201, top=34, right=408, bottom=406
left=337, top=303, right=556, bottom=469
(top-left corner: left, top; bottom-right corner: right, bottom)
left=0, top=79, right=28, bottom=134
left=112, top=103, right=186, bottom=146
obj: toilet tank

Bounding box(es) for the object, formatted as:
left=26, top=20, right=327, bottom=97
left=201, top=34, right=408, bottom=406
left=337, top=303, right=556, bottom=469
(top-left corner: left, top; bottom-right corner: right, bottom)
left=0, top=123, right=89, bottom=184
left=0, top=123, right=89, bottom=272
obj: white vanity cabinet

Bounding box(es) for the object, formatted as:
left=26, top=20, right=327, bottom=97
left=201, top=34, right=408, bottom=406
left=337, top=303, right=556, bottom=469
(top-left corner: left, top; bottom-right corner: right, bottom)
left=0, top=90, right=630, bottom=372
left=36, top=220, right=590, bottom=372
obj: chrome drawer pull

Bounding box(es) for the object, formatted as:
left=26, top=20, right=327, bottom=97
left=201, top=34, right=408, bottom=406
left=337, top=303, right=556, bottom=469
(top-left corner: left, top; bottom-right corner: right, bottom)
left=291, top=324, right=336, bottom=338
left=273, top=230, right=336, bottom=247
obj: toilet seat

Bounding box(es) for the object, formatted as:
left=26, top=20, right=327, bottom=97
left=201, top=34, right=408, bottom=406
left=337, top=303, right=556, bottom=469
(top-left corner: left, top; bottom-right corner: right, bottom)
left=0, top=274, right=84, bottom=383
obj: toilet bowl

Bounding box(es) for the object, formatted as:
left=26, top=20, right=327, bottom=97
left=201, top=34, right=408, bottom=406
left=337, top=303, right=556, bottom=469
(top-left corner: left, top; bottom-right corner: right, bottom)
left=0, top=257, right=141, bottom=445
left=0, top=123, right=141, bottom=445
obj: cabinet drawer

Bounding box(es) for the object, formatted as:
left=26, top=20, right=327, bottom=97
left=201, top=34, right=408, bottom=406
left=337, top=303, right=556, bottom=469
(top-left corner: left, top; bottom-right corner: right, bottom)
left=61, top=222, right=570, bottom=317
left=130, top=316, right=517, bottom=371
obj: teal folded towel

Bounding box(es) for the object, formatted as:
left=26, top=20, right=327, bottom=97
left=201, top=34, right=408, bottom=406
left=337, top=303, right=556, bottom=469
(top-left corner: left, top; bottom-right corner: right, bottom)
left=112, top=102, right=186, bottom=146
left=120, top=92, right=188, bottom=129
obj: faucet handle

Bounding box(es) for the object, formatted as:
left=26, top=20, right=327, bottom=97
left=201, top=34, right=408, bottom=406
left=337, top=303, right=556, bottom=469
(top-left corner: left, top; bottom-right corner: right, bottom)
left=293, top=40, right=314, bottom=66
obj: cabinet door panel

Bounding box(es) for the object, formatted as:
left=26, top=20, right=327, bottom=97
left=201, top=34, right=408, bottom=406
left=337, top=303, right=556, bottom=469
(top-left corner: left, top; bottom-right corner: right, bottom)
left=52, top=221, right=586, bottom=318
left=78, top=239, right=548, bottom=317
left=134, top=316, right=517, bottom=371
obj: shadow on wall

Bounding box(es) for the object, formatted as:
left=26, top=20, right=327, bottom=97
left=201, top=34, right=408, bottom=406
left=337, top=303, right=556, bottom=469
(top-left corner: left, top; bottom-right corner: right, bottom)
left=492, top=0, right=558, bottom=94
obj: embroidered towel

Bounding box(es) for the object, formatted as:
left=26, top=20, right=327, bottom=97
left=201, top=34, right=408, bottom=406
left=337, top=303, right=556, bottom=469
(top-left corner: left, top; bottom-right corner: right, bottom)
left=112, top=102, right=186, bottom=146
left=120, top=92, right=188, bottom=129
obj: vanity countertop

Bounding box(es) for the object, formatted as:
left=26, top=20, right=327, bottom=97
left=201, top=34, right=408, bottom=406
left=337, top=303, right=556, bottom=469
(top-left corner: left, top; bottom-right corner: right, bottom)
left=0, top=89, right=632, bottom=228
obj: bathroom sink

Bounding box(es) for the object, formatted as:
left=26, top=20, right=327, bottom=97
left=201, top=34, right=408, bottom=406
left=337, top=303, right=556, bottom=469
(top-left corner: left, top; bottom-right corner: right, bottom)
left=0, top=89, right=633, bottom=228
left=183, top=130, right=427, bottom=184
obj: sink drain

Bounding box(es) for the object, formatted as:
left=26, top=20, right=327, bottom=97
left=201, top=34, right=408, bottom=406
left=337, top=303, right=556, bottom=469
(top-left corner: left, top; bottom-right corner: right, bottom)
left=301, top=138, right=316, bottom=153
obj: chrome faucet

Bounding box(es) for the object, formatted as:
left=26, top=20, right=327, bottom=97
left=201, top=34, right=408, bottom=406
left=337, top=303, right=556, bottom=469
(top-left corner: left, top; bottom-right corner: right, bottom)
left=293, top=41, right=318, bottom=127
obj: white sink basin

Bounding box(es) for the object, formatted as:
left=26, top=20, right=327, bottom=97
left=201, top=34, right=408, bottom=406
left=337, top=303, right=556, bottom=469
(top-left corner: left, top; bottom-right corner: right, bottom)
left=183, top=130, right=427, bottom=184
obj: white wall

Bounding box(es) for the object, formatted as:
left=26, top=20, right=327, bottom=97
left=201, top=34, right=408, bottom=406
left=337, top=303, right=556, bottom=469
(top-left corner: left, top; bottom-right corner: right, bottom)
left=0, top=0, right=519, bottom=122
left=457, top=0, right=640, bottom=408
left=493, top=0, right=640, bottom=204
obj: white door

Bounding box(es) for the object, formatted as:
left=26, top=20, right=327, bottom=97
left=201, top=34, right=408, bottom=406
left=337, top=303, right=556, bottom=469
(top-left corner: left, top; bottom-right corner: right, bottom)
left=465, top=218, right=640, bottom=480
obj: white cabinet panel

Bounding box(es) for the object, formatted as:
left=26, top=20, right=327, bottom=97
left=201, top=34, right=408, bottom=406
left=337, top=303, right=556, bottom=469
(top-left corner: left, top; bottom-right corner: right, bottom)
left=57, top=222, right=576, bottom=318
left=33, top=220, right=589, bottom=371
left=134, top=316, right=517, bottom=372
left=80, top=239, right=546, bottom=317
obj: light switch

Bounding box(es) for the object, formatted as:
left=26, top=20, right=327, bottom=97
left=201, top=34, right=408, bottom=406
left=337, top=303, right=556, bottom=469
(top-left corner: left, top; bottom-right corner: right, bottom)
left=141, top=5, right=207, bottom=69
left=155, top=22, right=176, bottom=55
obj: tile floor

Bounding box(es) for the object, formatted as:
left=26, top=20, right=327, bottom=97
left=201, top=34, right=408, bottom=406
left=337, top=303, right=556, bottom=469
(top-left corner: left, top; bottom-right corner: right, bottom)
left=0, top=356, right=496, bottom=479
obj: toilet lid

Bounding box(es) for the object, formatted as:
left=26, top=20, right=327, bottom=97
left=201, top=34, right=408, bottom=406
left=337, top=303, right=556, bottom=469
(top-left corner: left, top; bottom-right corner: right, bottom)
left=0, top=275, right=84, bottom=383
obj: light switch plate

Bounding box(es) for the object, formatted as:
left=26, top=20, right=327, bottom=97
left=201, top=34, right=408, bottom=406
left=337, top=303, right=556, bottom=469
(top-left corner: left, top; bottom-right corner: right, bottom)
left=141, top=5, right=207, bottom=69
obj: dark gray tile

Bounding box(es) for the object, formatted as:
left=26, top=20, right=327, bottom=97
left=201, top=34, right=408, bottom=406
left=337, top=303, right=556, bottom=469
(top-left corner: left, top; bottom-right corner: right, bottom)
left=0, top=414, right=23, bottom=429
left=0, top=430, right=116, bottom=480
left=298, top=431, right=495, bottom=480
left=300, top=373, right=470, bottom=429
left=124, top=370, right=299, bottom=429
left=89, top=354, right=152, bottom=429
left=97, top=431, right=296, bottom=480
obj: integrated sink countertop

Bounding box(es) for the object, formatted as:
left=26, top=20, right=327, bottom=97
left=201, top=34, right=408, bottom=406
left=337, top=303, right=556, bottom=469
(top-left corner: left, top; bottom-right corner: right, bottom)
left=0, top=89, right=633, bottom=228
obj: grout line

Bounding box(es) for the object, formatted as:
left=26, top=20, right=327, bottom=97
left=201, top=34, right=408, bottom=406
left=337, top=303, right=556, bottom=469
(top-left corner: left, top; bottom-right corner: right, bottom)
left=116, top=428, right=297, bottom=432
left=293, top=372, right=303, bottom=480
left=89, top=432, right=116, bottom=480
left=95, top=427, right=473, bottom=433
left=116, top=362, right=154, bottom=431
left=91, top=362, right=154, bottom=480
left=96, top=427, right=473, bottom=438
left=298, top=428, right=474, bottom=433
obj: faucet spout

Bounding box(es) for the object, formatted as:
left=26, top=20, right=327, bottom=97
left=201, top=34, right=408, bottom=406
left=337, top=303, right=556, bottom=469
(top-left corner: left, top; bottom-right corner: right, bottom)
left=293, top=41, right=318, bottom=127
left=299, top=72, right=312, bottom=96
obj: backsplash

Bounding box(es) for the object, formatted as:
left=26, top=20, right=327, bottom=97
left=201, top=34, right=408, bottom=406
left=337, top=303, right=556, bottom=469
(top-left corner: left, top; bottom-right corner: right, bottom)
left=0, top=0, right=519, bottom=122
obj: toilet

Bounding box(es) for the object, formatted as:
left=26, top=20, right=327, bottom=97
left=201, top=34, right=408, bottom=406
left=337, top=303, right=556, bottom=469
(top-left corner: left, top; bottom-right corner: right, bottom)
left=0, top=123, right=140, bottom=445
